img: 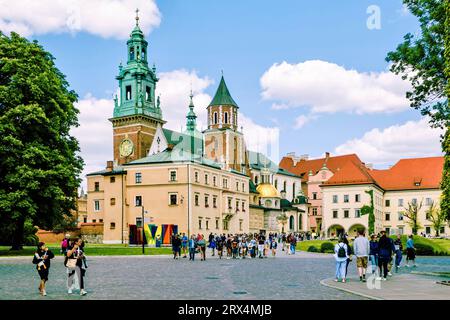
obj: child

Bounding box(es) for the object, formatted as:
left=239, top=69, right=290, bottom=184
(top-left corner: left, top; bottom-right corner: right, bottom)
left=33, top=242, right=55, bottom=296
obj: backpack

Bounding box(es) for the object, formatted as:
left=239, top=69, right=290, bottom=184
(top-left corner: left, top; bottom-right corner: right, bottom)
left=61, top=239, right=68, bottom=249
left=337, top=244, right=346, bottom=258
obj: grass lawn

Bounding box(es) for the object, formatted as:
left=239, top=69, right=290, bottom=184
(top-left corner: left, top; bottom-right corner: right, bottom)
left=296, top=239, right=339, bottom=252
left=0, top=245, right=172, bottom=257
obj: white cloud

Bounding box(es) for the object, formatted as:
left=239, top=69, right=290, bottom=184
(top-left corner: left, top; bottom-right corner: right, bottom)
left=334, top=118, right=443, bottom=166
left=72, top=70, right=280, bottom=189
left=261, top=60, right=411, bottom=115
left=0, top=0, right=161, bottom=39
left=293, top=114, right=318, bottom=130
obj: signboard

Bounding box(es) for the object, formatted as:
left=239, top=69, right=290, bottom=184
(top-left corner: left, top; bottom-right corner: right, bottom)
left=144, top=217, right=154, bottom=223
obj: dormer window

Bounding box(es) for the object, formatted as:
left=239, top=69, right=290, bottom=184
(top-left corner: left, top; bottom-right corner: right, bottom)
left=413, top=177, right=422, bottom=187
left=414, top=182, right=421, bottom=187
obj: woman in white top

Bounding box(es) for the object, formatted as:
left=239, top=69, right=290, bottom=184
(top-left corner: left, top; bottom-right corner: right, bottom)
left=334, top=238, right=349, bottom=283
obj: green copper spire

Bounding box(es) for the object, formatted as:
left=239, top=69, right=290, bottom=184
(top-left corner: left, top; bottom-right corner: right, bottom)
left=209, top=75, right=238, bottom=108
left=113, top=9, right=161, bottom=120
left=186, top=91, right=197, bottom=132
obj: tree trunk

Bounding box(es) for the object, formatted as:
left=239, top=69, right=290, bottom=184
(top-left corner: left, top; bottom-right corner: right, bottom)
left=10, top=217, right=24, bottom=250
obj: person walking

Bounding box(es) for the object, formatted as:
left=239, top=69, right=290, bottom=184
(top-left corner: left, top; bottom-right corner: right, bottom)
left=198, top=234, right=206, bottom=261
left=334, top=237, right=349, bottom=283
left=343, top=237, right=353, bottom=279
left=290, top=234, right=297, bottom=255
left=377, top=230, right=395, bottom=281
left=188, top=235, right=197, bottom=261
left=270, top=237, right=278, bottom=256
left=210, top=236, right=216, bottom=256
left=181, top=233, right=188, bottom=258
left=172, top=234, right=181, bottom=259
left=257, top=234, right=265, bottom=259
left=66, top=238, right=87, bottom=296
left=369, top=234, right=379, bottom=274
left=33, top=242, right=55, bottom=296
left=353, top=230, right=370, bottom=282
left=393, top=235, right=403, bottom=272
left=405, top=235, right=417, bottom=267
left=281, top=234, right=286, bottom=251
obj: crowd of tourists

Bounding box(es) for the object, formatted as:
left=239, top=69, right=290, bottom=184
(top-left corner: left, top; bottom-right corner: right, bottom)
left=32, top=235, right=88, bottom=296
left=170, top=232, right=302, bottom=261
left=333, top=230, right=417, bottom=283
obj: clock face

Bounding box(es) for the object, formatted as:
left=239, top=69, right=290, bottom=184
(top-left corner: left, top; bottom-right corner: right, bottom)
left=119, top=139, right=134, bottom=157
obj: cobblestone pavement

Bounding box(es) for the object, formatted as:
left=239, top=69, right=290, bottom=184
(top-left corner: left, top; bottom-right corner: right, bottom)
left=0, top=248, right=365, bottom=300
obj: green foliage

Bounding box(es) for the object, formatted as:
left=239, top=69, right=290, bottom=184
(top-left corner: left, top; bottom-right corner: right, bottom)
left=426, top=200, right=447, bottom=236
left=387, top=0, right=450, bottom=219
left=320, top=242, right=334, bottom=253
left=414, top=243, right=435, bottom=256
left=402, top=201, right=423, bottom=235
left=0, top=32, right=84, bottom=249
left=361, top=190, right=375, bottom=234
left=307, top=245, right=319, bottom=253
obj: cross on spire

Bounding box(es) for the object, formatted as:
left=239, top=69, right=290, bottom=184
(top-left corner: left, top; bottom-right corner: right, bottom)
left=135, top=8, right=140, bottom=26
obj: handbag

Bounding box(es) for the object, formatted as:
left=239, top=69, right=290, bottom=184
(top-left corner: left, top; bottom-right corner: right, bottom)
left=66, top=258, right=77, bottom=269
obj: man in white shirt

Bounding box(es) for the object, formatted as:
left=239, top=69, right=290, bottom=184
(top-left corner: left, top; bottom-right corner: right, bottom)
left=353, top=230, right=370, bottom=282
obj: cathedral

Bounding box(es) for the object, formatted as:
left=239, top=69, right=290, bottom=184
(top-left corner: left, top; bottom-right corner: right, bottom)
left=84, top=14, right=307, bottom=244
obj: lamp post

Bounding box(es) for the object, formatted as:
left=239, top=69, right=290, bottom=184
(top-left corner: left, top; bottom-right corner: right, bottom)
left=141, top=206, right=148, bottom=255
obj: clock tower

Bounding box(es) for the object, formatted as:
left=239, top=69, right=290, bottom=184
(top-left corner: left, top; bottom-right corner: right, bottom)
left=110, top=10, right=165, bottom=165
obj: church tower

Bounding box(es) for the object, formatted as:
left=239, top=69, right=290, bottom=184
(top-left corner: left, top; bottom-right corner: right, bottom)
left=110, top=10, right=165, bottom=165
left=203, top=75, right=249, bottom=173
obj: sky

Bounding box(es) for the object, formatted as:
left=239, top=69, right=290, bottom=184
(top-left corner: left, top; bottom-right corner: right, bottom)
left=0, top=0, right=444, bottom=189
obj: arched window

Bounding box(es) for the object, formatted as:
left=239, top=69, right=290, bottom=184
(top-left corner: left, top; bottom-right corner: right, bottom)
left=224, top=112, right=228, bottom=124
left=142, top=48, right=146, bottom=60
left=265, top=199, right=272, bottom=207
left=214, top=112, right=218, bottom=124
left=289, top=216, right=294, bottom=230
left=136, top=46, right=140, bottom=60
left=129, top=47, right=135, bottom=60
left=274, top=179, right=278, bottom=189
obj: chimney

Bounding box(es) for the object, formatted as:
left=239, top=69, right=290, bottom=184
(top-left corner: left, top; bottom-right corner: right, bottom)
left=325, top=152, right=330, bottom=159
left=106, top=160, right=114, bottom=172
left=300, top=154, right=309, bottom=161
left=365, top=163, right=373, bottom=170
left=286, top=152, right=296, bottom=158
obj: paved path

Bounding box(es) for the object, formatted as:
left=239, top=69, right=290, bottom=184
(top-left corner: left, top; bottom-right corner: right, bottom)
left=321, top=273, right=450, bottom=300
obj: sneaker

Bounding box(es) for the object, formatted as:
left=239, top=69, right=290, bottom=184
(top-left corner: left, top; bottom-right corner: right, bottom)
left=376, top=277, right=382, bottom=281
left=80, top=289, right=87, bottom=296
left=42, top=290, right=47, bottom=296
left=382, top=277, right=387, bottom=281
left=68, top=288, right=73, bottom=294
left=334, top=278, right=338, bottom=282
left=388, top=272, right=393, bottom=276
left=342, top=279, right=346, bottom=283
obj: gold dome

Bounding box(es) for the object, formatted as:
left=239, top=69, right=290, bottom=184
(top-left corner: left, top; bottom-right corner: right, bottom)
left=256, top=183, right=280, bottom=198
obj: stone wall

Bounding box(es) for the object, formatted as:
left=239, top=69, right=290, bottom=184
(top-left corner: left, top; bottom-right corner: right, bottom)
left=80, top=222, right=104, bottom=244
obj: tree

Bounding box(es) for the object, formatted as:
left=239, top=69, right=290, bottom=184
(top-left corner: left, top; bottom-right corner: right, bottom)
left=386, top=0, right=449, bottom=219
left=426, top=200, right=447, bottom=236
left=0, top=32, right=83, bottom=250
left=361, top=189, right=375, bottom=234
left=402, top=200, right=423, bottom=235
left=276, top=212, right=288, bottom=233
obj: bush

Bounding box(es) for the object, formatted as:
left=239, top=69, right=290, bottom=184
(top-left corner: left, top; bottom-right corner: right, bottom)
left=307, top=245, right=319, bottom=252
left=414, top=243, right=434, bottom=256
left=320, top=242, right=335, bottom=253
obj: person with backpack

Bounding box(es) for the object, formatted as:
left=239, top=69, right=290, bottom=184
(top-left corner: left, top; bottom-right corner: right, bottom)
left=60, top=235, right=69, bottom=255
left=334, top=237, right=349, bottom=283
left=33, top=242, right=55, bottom=296
left=343, top=237, right=353, bottom=278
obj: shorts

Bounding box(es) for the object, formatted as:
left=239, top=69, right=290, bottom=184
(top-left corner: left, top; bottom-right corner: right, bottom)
left=356, top=256, right=368, bottom=268
left=38, top=268, right=49, bottom=281
left=407, top=248, right=415, bottom=260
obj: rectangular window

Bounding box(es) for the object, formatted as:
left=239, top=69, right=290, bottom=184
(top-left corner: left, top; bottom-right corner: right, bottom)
left=194, top=171, right=199, bottom=183
left=385, top=227, right=390, bottom=235
left=344, top=195, right=349, bottom=203
left=332, top=210, right=338, bottom=219
left=426, top=226, right=431, bottom=234
left=223, top=178, right=228, bottom=189
left=312, top=207, right=318, bottom=215
left=355, top=209, right=361, bottom=218
left=136, top=217, right=142, bottom=227
left=83, top=217, right=87, bottom=223
left=355, top=194, right=360, bottom=202
left=110, top=198, right=116, bottom=206
left=169, top=194, right=177, bottom=206
left=110, top=177, right=115, bottom=183
left=332, top=195, right=338, bottom=203
left=215, top=219, right=219, bottom=229
left=239, top=220, right=243, bottom=231
left=228, top=197, right=232, bottom=209
left=398, top=226, right=404, bottom=235
left=412, top=198, right=417, bottom=205
left=169, top=170, right=177, bottom=182
left=385, top=213, right=390, bottom=221
left=425, top=198, right=432, bottom=206
left=242, top=183, right=245, bottom=192
left=213, top=196, right=217, bottom=208
left=344, top=210, right=349, bottom=218
left=312, top=192, right=317, bottom=200
left=135, top=196, right=142, bottom=207
left=94, top=182, right=100, bottom=192
left=206, top=220, right=209, bottom=230
left=205, top=174, right=209, bottom=185
left=195, top=194, right=199, bottom=206
left=440, top=226, right=445, bottom=234
left=205, top=195, right=209, bottom=208
left=135, top=172, right=142, bottom=184
left=236, top=200, right=240, bottom=211
left=125, top=85, right=132, bottom=100
left=242, top=201, right=245, bottom=212
left=198, top=219, right=202, bottom=230
left=94, top=200, right=100, bottom=211
left=213, top=176, right=217, bottom=186
left=398, top=199, right=404, bottom=207
left=92, top=219, right=96, bottom=223
left=398, top=212, right=403, bottom=221
left=236, top=182, right=239, bottom=191
left=110, top=222, right=116, bottom=230
left=385, top=200, right=390, bottom=207
left=223, top=220, right=229, bottom=231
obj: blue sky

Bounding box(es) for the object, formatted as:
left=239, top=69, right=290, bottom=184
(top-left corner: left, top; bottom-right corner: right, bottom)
left=1, top=0, right=443, bottom=184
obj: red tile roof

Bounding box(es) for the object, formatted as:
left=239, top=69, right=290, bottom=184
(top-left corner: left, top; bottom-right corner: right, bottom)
left=279, top=153, right=363, bottom=181
left=323, top=160, right=376, bottom=186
